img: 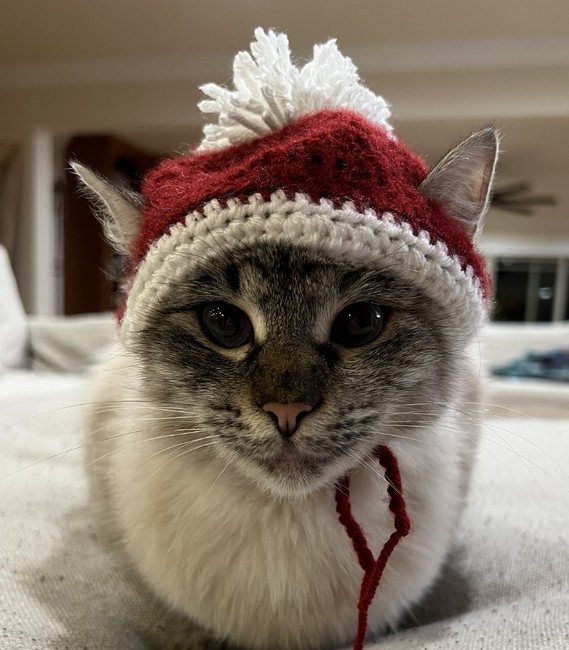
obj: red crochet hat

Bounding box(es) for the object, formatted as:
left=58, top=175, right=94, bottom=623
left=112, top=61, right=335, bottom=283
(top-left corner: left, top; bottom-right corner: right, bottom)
left=119, top=29, right=490, bottom=343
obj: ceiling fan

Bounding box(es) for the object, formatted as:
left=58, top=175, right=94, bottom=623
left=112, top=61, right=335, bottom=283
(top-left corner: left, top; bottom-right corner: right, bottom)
left=491, top=182, right=556, bottom=216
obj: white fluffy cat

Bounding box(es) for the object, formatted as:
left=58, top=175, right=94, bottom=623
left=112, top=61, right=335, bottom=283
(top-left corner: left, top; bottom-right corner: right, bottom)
left=75, top=29, right=498, bottom=650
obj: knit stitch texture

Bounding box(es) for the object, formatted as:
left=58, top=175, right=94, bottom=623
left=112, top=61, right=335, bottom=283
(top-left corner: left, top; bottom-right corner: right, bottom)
left=136, top=109, right=490, bottom=299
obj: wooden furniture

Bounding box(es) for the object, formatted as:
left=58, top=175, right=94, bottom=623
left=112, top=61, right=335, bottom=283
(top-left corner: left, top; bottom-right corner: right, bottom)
left=63, top=135, right=157, bottom=314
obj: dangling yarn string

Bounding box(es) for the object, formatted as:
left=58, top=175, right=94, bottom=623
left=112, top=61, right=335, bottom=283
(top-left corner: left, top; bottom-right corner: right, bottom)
left=335, top=445, right=411, bottom=650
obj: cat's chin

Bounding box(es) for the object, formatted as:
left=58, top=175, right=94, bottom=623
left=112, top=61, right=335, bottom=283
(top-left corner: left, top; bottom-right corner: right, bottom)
left=235, top=445, right=343, bottom=500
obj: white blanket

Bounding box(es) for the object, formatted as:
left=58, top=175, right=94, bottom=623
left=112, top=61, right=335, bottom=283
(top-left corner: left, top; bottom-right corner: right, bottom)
left=1, top=369, right=568, bottom=649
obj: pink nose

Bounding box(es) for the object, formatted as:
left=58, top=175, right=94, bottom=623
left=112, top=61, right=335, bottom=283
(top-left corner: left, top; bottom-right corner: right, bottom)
left=263, top=402, right=313, bottom=438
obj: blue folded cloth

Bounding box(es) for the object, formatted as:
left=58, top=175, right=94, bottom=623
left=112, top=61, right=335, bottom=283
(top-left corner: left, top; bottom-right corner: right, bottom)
left=492, top=348, right=569, bottom=382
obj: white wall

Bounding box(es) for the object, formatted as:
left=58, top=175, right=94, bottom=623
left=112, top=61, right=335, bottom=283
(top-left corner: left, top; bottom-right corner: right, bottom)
left=1, top=26, right=567, bottom=313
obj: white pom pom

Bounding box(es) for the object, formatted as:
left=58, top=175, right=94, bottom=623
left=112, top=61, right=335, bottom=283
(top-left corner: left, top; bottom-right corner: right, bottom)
left=197, top=28, right=392, bottom=152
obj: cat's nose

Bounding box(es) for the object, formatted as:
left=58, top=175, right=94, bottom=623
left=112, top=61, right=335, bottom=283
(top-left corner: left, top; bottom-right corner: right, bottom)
left=263, top=402, right=313, bottom=438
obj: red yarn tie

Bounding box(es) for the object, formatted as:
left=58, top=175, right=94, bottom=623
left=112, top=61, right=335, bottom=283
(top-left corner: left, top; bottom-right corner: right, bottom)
left=335, top=445, right=411, bottom=650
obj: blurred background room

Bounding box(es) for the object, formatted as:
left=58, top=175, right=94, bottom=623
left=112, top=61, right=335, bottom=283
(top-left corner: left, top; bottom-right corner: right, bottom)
left=1, top=4, right=569, bottom=649
left=0, top=0, right=568, bottom=377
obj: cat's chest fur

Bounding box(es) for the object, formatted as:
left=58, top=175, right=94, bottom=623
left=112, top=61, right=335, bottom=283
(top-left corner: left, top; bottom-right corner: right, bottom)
left=88, top=354, right=471, bottom=650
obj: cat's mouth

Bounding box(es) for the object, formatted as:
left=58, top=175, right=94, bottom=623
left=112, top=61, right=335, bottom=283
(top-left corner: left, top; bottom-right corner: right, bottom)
left=247, top=442, right=335, bottom=496
left=223, top=420, right=352, bottom=496
left=258, top=443, right=321, bottom=475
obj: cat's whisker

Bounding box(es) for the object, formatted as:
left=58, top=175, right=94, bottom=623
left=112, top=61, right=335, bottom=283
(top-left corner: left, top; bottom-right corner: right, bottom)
left=361, top=455, right=391, bottom=485
left=98, top=429, right=215, bottom=448
left=142, top=435, right=221, bottom=462
left=384, top=422, right=568, bottom=490
left=119, top=414, right=198, bottom=423
left=463, top=434, right=544, bottom=514
left=146, top=441, right=221, bottom=481
left=379, top=430, right=429, bottom=442
left=0, top=424, right=184, bottom=481
left=481, top=420, right=542, bottom=495
left=394, top=399, right=539, bottom=420
left=167, top=246, right=230, bottom=270
left=463, top=402, right=539, bottom=420
left=204, top=454, right=236, bottom=499
left=195, top=226, right=238, bottom=268
left=85, top=446, right=126, bottom=470
left=344, top=449, right=391, bottom=490
left=0, top=401, right=108, bottom=435
left=85, top=407, right=184, bottom=420
left=82, top=436, right=220, bottom=474
left=0, top=443, right=88, bottom=482
left=481, top=421, right=569, bottom=483
left=83, top=417, right=204, bottom=442
left=478, top=422, right=569, bottom=494
left=12, top=427, right=213, bottom=478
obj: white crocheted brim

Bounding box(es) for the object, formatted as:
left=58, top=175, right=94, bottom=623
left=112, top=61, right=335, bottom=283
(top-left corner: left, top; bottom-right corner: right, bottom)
left=120, top=194, right=485, bottom=347
left=197, top=28, right=392, bottom=152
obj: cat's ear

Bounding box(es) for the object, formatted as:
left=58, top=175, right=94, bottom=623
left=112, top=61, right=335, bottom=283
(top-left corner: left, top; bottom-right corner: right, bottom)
left=70, top=161, right=143, bottom=255
left=419, top=126, right=499, bottom=240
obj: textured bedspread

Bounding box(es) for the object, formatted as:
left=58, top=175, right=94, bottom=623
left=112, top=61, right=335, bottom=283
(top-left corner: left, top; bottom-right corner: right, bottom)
left=1, top=370, right=568, bottom=649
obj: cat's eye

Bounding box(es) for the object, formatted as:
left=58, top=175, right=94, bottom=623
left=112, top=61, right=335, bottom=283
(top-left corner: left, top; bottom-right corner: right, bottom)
left=330, top=302, right=386, bottom=348
left=198, top=302, right=253, bottom=348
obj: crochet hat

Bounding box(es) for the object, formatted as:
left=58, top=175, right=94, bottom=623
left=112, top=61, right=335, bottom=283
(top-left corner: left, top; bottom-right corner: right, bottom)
left=73, top=28, right=498, bottom=344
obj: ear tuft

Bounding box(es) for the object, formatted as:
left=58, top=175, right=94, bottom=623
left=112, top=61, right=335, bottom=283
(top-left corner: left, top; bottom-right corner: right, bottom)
left=419, top=127, right=500, bottom=239
left=70, top=161, right=143, bottom=255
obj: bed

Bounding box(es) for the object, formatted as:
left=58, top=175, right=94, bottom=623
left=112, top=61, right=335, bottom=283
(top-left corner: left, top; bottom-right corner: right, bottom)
left=1, top=251, right=568, bottom=649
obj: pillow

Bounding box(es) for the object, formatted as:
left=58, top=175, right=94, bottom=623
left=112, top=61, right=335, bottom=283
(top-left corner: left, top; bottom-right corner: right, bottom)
left=0, top=244, right=28, bottom=368
left=28, top=312, right=117, bottom=373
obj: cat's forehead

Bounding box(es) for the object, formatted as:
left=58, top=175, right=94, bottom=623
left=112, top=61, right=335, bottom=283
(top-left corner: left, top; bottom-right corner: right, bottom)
left=191, top=243, right=382, bottom=297
left=229, top=244, right=342, bottom=281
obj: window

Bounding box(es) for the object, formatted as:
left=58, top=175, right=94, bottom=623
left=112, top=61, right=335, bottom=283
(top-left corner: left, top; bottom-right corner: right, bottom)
left=491, top=257, right=568, bottom=322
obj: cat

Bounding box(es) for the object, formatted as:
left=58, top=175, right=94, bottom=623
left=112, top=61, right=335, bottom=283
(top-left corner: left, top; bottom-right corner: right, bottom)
left=73, top=30, right=499, bottom=650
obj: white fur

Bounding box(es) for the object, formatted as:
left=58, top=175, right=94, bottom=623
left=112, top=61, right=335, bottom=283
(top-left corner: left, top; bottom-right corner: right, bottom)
left=88, top=352, right=479, bottom=649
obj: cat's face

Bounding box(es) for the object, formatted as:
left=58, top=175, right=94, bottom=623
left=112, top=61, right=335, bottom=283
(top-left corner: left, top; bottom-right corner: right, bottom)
left=132, top=242, right=465, bottom=499
left=74, top=125, right=498, bottom=499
